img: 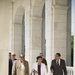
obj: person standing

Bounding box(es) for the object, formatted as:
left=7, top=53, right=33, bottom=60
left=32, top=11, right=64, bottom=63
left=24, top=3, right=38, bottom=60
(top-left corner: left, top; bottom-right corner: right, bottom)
left=12, top=53, right=29, bottom=75
left=9, top=52, right=17, bottom=75
left=31, top=56, right=46, bottom=75
left=40, top=53, right=48, bottom=72
left=9, top=52, right=12, bottom=75
left=50, top=53, right=67, bottom=75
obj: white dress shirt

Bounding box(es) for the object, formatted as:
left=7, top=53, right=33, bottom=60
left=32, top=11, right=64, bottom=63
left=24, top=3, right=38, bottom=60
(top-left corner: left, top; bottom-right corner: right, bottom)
left=20, top=62, right=25, bottom=75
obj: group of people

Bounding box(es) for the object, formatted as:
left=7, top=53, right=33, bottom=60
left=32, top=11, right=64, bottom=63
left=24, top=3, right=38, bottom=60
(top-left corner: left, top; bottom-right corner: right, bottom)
left=9, top=52, right=67, bottom=75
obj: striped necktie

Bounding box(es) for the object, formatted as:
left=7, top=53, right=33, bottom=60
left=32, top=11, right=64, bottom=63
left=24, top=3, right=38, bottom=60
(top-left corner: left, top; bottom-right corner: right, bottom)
left=56, top=60, right=59, bottom=67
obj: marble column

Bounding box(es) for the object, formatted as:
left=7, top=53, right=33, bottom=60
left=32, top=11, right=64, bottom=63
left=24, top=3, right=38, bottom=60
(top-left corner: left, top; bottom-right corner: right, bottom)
left=31, top=16, right=43, bottom=64
left=25, top=0, right=32, bottom=69
left=45, top=0, right=52, bottom=75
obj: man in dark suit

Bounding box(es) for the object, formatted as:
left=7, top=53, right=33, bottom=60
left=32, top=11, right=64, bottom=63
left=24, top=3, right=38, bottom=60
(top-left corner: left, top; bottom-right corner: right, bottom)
left=9, top=53, right=12, bottom=75
left=9, top=52, right=17, bottom=75
left=9, top=58, right=12, bottom=75
left=50, top=53, right=67, bottom=75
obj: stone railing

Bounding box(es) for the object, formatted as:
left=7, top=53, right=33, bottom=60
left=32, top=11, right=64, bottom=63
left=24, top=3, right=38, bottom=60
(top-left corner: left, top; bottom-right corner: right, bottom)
left=67, top=66, right=74, bottom=75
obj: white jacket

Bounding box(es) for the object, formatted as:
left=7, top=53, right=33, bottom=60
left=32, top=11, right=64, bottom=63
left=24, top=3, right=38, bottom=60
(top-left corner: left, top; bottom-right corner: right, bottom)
left=31, top=62, right=46, bottom=75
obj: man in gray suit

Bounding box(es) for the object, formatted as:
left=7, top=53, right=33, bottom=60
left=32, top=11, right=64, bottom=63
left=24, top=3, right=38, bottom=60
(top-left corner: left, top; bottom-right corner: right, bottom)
left=12, top=53, right=29, bottom=75
left=50, top=53, right=67, bottom=75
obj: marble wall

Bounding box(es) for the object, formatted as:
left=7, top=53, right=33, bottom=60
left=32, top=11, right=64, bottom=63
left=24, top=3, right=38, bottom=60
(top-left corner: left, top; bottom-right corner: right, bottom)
left=0, top=0, right=10, bottom=75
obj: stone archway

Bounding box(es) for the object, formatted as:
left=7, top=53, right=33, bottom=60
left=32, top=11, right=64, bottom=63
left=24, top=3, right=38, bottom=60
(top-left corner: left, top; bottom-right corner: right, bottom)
left=13, top=6, right=25, bottom=58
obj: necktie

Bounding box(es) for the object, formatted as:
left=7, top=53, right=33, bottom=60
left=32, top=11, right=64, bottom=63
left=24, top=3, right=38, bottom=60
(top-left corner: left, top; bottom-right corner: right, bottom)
left=57, top=61, right=59, bottom=67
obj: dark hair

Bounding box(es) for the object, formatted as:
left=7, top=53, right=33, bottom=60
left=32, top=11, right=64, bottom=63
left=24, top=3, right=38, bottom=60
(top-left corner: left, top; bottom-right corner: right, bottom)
left=56, top=53, right=61, bottom=57
left=36, top=56, right=42, bottom=60
left=9, top=52, right=11, bottom=54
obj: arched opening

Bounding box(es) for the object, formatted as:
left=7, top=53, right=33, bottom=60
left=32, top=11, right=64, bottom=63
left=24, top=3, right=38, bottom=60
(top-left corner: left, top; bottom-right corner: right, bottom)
left=13, top=6, right=25, bottom=58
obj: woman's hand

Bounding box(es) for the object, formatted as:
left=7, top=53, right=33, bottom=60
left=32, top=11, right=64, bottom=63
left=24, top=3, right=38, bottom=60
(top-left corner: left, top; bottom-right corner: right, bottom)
left=33, top=70, right=38, bottom=74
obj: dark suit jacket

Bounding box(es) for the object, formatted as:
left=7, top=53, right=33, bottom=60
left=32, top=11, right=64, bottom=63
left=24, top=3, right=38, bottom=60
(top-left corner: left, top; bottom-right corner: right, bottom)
left=50, top=59, right=67, bottom=75
left=9, top=59, right=12, bottom=75
left=9, top=58, right=17, bottom=75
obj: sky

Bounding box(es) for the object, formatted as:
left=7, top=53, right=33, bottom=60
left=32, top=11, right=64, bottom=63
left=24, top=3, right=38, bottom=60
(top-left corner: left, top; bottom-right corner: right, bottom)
left=71, top=0, right=74, bottom=35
